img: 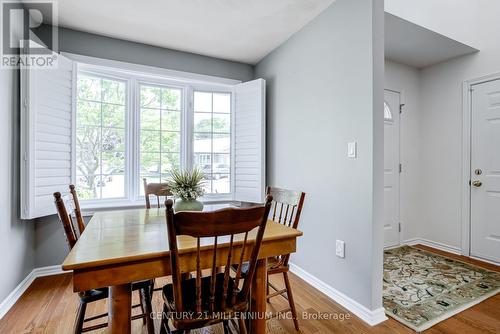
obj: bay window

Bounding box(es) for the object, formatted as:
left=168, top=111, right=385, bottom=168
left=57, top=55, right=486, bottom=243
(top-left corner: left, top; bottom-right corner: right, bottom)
left=20, top=52, right=265, bottom=218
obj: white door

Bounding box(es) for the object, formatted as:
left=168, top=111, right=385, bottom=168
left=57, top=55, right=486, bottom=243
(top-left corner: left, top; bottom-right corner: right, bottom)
left=384, top=90, right=400, bottom=247
left=470, top=79, right=500, bottom=263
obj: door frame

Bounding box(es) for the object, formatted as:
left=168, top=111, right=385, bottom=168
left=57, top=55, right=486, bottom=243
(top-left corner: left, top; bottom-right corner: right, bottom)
left=461, top=72, right=500, bottom=257
left=383, top=88, right=403, bottom=248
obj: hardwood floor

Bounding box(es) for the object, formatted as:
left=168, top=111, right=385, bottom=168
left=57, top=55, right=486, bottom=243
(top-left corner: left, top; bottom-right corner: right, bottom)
left=0, top=245, right=498, bottom=334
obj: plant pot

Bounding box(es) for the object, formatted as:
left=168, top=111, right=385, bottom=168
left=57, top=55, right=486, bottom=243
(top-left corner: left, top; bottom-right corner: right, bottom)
left=173, top=198, right=204, bottom=212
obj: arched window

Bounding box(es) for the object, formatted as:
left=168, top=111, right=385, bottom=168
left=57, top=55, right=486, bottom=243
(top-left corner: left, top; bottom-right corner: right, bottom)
left=384, top=101, right=393, bottom=120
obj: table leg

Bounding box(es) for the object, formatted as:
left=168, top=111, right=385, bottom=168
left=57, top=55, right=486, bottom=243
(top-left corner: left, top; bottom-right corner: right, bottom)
left=109, top=283, right=132, bottom=334
left=250, top=258, right=267, bottom=334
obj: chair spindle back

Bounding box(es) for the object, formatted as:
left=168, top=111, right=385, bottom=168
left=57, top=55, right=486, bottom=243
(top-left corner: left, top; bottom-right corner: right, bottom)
left=165, top=196, right=273, bottom=314
left=267, top=187, right=305, bottom=267
left=267, top=187, right=305, bottom=229
left=53, top=185, right=85, bottom=250
left=143, top=178, right=172, bottom=209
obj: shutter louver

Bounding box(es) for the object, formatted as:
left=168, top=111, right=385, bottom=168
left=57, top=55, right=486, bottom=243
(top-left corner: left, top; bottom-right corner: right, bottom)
left=233, top=78, right=266, bottom=203
left=20, top=52, right=75, bottom=219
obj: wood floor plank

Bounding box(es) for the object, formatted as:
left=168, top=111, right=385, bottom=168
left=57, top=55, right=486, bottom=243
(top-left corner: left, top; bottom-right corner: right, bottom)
left=0, top=245, right=498, bottom=333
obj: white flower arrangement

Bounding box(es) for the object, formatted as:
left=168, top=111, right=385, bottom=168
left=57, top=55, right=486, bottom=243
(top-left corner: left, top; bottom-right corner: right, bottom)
left=166, top=168, right=206, bottom=201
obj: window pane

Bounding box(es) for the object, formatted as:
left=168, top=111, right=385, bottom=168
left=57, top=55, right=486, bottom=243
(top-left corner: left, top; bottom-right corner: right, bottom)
left=140, top=84, right=183, bottom=187
left=194, top=92, right=212, bottom=112
left=102, top=151, right=125, bottom=174
left=202, top=179, right=212, bottom=194
left=161, top=110, right=180, bottom=131
left=141, top=130, right=161, bottom=152
left=161, top=153, right=180, bottom=174
left=102, top=127, right=125, bottom=152
left=141, top=108, right=161, bottom=131
left=194, top=153, right=212, bottom=175
left=213, top=93, right=230, bottom=113
left=193, top=91, right=231, bottom=195
left=213, top=134, right=230, bottom=153
left=103, top=104, right=125, bottom=128
left=78, top=75, right=101, bottom=101
left=162, top=88, right=181, bottom=110
left=141, top=86, right=161, bottom=108
left=161, top=131, right=180, bottom=152
left=212, top=174, right=230, bottom=194
left=194, top=112, right=212, bottom=132
left=193, top=133, right=211, bottom=153
left=140, top=153, right=161, bottom=174
left=76, top=73, right=126, bottom=201
left=213, top=154, right=230, bottom=173
left=76, top=175, right=100, bottom=200
left=76, top=126, right=101, bottom=200
left=77, top=101, right=101, bottom=126
left=213, top=114, right=230, bottom=133
left=101, top=174, right=125, bottom=198
left=102, top=79, right=125, bottom=105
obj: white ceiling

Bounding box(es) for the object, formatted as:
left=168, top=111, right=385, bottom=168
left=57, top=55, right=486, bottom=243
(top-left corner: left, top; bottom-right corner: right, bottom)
left=43, top=0, right=335, bottom=64
left=385, top=12, right=478, bottom=69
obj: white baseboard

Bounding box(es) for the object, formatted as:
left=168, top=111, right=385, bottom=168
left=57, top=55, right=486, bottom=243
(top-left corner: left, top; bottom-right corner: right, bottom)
left=402, top=238, right=462, bottom=255
left=289, top=263, right=387, bottom=326
left=0, top=265, right=65, bottom=319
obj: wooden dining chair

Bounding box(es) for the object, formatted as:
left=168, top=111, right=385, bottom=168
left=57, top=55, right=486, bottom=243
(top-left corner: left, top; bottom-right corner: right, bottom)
left=143, top=178, right=173, bottom=209
left=160, top=196, right=273, bottom=334
left=264, top=186, right=305, bottom=331
left=53, top=186, right=155, bottom=334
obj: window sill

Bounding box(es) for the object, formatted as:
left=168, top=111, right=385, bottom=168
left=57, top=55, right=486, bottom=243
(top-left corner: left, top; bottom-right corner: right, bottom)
left=80, top=196, right=234, bottom=217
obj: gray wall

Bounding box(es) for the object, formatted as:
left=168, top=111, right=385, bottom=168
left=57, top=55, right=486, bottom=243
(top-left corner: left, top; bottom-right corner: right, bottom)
left=33, top=26, right=255, bottom=268
left=35, top=25, right=254, bottom=81
left=255, top=0, right=384, bottom=311
left=0, top=68, right=35, bottom=302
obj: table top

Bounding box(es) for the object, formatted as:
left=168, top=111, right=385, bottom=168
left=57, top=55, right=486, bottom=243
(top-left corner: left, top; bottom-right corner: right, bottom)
left=62, top=206, right=303, bottom=271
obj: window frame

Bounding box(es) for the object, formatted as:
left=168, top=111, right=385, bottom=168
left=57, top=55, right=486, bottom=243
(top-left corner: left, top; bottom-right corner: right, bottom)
left=75, top=69, right=132, bottom=206
left=74, top=62, right=235, bottom=209
left=190, top=85, right=234, bottom=199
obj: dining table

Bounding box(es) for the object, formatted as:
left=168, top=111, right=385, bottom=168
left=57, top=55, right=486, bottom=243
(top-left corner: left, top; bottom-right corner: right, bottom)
left=62, top=204, right=303, bottom=334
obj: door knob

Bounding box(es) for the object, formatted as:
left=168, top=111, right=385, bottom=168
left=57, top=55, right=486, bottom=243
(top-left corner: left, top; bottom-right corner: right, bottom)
left=472, top=180, right=482, bottom=187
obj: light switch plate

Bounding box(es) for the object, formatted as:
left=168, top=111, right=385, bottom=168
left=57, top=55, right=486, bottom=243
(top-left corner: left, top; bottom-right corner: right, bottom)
left=347, top=142, right=357, bottom=158
left=336, top=240, right=345, bottom=258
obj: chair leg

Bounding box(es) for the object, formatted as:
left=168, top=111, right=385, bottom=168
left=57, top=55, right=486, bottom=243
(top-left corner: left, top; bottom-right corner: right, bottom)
left=73, top=300, right=86, bottom=334
left=266, top=273, right=270, bottom=302
left=238, top=317, right=248, bottom=334
left=139, top=290, right=147, bottom=325
left=140, top=287, right=155, bottom=334
left=283, top=272, right=299, bottom=331
left=160, top=305, right=172, bottom=334
left=223, top=320, right=230, bottom=334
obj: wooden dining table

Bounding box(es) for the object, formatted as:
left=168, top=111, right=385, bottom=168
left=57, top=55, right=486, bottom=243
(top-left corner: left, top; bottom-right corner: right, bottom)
left=62, top=205, right=302, bottom=334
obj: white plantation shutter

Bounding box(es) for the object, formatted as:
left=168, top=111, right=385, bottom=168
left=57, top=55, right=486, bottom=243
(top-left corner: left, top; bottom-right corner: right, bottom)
left=20, top=52, right=75, bottom=219
left=233, top=78, right=266, bottom=203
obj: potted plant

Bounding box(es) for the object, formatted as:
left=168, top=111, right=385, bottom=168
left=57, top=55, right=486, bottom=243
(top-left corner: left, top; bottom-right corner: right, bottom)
left=166, top=168, right=206, bottom=212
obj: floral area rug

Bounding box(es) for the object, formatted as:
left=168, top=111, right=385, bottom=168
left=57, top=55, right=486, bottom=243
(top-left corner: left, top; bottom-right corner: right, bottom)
left=189, top=318, right=288, bottom=334
left=383, top=246, right=500, bottom=332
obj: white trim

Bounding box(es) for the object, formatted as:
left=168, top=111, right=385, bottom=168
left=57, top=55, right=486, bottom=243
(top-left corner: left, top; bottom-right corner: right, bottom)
left=402, top=238, right=462, bottom=255
left=0, top=265, right=65, bottom=319
left=289, top=263, right=387, bottom=326
left=62, top=52, right=241, bottom=86
left=461, top=72, right=500, bottom=257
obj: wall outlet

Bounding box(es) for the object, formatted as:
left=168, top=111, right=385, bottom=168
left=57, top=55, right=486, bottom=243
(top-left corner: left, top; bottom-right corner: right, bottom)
left=336, top=240, right=345, bottom=258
